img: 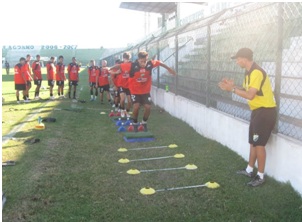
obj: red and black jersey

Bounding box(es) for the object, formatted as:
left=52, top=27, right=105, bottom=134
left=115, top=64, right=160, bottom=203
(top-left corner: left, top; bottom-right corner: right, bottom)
left=118, top=62, right=131, bottom=88
left=14, top=63, right=26, bottom=84
left=88, top=66, right=98, bottom=83
left=24, top=62, right=32, bottom=81
left=98, top=67, right=110, bottom=86
left=56, top=62, right=65, bottom=81
left=31, top=60, right=42, bottom=80
left=128, top=60, right=160, bottom=95
left=67, top=63, right=80, bottom=81
left=46, top=62, right=55, bottom=80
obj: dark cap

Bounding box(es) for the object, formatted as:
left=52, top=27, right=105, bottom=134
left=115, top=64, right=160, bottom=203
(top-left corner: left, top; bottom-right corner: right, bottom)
left=231, top=48, right=253, bottom=60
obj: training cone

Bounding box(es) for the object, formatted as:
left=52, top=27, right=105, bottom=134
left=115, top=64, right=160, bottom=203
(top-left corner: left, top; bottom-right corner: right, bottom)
left=127, top=169, right=140, bottom=175
left=124, top=118, right=131, bottom=126
left=35, top=123, right=45, bottom=130
left=116, top=112, right=121, bottom=117
left=118, top=148, right=128, bottom=152
left=174, top=153, right=185, bottom=158
left=100, top=112, right=106, bottom=115
left=128, top=124, right=134, bottom=132
left=185, top=164, right=198, bottom=170
left=140, top=187, right=156, bottom=195
left=205, top=182, right=220, bottom=189
left=138, top=124, right=144, bottom=132
left=116, top=118, right=122, bottom=126
left=109, top=110, right=115, bottom=117
left=118, top=158, right=130, bottom=164
left=168, top=144, right=178, bottom=148
left=118, top=126, right=126, bottom=132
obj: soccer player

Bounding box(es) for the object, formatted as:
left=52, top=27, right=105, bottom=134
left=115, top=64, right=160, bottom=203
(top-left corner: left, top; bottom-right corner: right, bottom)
left=110, top=59, right=122, bottom=111
left=218, top=48, right=276, bottom=187
left=97, top=60, right=111, bottom=105
left=87, top=60, right=98, bottom=101
left=56, top=55, right=66, bottom=98
left=110, top=51, right=176, bottom=132
left=67, top=57, right=80, bottom=102
left=46, top=57, right=56, bottom=100
left=14, top=57, right=27, bottom=104
left=32, top=54, right=42, bottom=100
left=24, top=54, right=33, bottom=101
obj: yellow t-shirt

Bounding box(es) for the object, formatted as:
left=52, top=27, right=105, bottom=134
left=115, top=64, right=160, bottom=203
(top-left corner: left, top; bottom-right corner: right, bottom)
left=243, top=64, right=276, bottom=110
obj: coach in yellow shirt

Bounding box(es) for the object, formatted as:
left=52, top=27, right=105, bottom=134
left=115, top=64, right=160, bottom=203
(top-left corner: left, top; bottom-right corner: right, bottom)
left=219, top=48, right=276, bottom=187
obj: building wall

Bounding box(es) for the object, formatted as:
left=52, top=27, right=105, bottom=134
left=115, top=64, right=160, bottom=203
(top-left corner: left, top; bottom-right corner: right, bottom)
left=151, top=86, right=302, bottom=196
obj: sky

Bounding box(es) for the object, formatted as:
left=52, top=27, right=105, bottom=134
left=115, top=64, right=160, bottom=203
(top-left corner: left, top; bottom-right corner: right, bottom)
left=1, top=0, right=204, bottom=49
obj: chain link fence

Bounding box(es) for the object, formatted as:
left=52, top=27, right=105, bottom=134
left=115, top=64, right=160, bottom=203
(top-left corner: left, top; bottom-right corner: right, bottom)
left=102, top=2, right=302, bottom=141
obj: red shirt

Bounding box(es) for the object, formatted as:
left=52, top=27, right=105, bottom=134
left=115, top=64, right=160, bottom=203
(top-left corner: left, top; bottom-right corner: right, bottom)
left=67, top=63, right=80, bottom=81
left=56, top=63, right=65, bottom=81
left=128, top=60, right=160, bottom=95
left=111, top=67, right=120, bottom=87
left=14, top=63, right=26, bottom=84
left=24, top=62, right=32, bottom=81
left=46, top=62, right=55, bottom=80
left=98, top=67, right=110, bottom=86
left=118, top=62, right=131, bottom=88
left=31, top=60, right=42, bottom=80
left=88, top=66, right=98, bottom=83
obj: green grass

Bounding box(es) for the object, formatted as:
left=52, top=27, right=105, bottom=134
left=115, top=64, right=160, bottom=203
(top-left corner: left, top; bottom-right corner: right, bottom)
left=2, top=69, right=302, bottom=221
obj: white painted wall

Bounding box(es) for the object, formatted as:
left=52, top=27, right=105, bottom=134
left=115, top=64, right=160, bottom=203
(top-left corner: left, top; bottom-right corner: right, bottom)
left=151, top=86, right=302, bottom=196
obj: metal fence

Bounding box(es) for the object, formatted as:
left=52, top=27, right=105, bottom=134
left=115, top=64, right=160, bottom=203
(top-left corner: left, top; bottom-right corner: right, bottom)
left=102, top=2, right=302, bottom=141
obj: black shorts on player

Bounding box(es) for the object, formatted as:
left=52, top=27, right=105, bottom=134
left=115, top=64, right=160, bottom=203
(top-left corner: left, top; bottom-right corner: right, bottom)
left=119, top=87, right=131, bottom=96
left=69, top=81, right=78, bottom=86
left=57, top=81, right=64, bottom=86
left=89, top=82, right=96, bottom=87
left=249, top=107, right=276, bottom=147
left=131, top=93, right=152, bottom=105
left=34, top=80, right=42, bottom=86
left=48, top=80, right=55, bottom=87
left=114, top=90, right=120, bottom=97
left=15, top=84, right=26, bottom=90
left=99, top=84, right=110, bottom=93
left=26, top=81, right=32, bottom=87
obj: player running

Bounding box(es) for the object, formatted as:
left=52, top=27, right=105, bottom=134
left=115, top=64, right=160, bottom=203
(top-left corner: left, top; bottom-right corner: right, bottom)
left=87, top=60, right=98, bottom=101
left=32, top=54, right=42, bottom=100
left=97, top=60, right=111, bottom=105
left=46, top=57, right=56, bottom=100
left=67, top=57, right=80, bottom=102
left=110, top=51, right=176, bottom=132
left=14, top=57, right=27, bottom=104
left=56, top=55, right=66, bottom=99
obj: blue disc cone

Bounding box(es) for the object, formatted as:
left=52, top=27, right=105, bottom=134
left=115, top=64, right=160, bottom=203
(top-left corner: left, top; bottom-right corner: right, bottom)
left=116, top=120, right=122, bottom=126
left=124, top=120, right=131, bottom=126
left=118, top=126, right=126, bottom=132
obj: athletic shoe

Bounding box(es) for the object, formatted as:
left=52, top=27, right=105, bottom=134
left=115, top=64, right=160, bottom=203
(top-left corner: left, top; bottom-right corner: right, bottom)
left=24, top=99, right=31, bottom=103
left=247, top=175, right=265, bottom=187
left=90, top=98, right=94, bottom=102
left=112, top=104, right=115, bottom=108
left=34, top=96, right=40, bottom=100
left=236, top=169, right=253, bottom=178
left=126, top=112, right=131, bottom=118
left=72, top=99, right=78, bottom=103
left=142, top=123, right=148, bottom=132
left=50, top=96, right=55, bottom=100
left=121, top=110, right=125, bottom=118
left=17, top=101, right=20, bottom=104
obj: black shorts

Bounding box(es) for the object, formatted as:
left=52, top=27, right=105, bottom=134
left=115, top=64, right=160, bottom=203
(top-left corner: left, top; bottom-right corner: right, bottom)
left=48, top=80, right=55, bottom=87
left=131, top=93, right=152, bottom=105
left=89, top=82, right=96, bottom=87
left=249, top=107, right=276, bottom=147
left=15, top=84, right=26, bottom=90
left=26, top=81, right=32, bottom=87
left=99, top=84, right=110, bottom=93
left=119, top=87, right=131, bottom=96
left=69, top=81, right=78, bottom=86
left=57, top=81, right=64, bottom=86
left=34, top=80, right=42, bottom=86
left=114, top=90, right=120, bottom=97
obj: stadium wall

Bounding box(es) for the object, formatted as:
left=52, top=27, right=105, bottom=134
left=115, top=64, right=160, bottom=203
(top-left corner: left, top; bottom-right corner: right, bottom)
left=151, top=86, right=302, bottom=196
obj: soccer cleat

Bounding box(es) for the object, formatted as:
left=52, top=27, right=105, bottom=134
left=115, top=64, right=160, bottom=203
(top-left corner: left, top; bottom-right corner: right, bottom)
left=24, top=99, right=31, bottom=103
left=142, top=123, right=148, bottom=132
left=34, top=96, right=40, bottom=100
left=72, top=99, right=78, bottom=103
left=17, top=101, right=20, bottom=104
left=90, top=98, right=94, bottom=101
left=121, top=110, right=125, bottom=118
left=247, top=175, right=265, bottom=187
left=50, top=96, right=55, bottom=100
left=133, top=123, right=139, bottom=133
left=236, top=169, right=253, bottom=178
left=112, top=104, right=116, bottom=108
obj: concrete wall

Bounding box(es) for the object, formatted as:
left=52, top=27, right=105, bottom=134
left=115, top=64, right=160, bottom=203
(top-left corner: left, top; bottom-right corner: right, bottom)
left=151, top=86, right=302, bottom=196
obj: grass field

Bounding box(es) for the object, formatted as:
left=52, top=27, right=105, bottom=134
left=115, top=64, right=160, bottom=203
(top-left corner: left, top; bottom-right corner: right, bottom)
left=2, top=68, right=302, bottom=221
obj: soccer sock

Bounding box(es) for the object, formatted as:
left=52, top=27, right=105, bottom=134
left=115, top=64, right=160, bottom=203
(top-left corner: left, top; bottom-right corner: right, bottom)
left=90, top=89, right=93, bottom=95
left=143, top=117, right=148, bottom=122
left=16, top=96, right=20, bottom=101
left=23, top=95, right=26, bottom=100
left=95, top=91, right=98, bottom=96
left=133, top=118, right=138, bottom=124
left=50, top=93, right=53, bottom=97
left=73, top=91, right=76, bottom=99
left=68, top=91, right=71, bottom=98
left=142, top=120, right=147, bottom=124
left=257, top=172, right=264, bottom=179
left=34, top=92, right=37, bottom=97
left=246, top=165, right=253, bottom=173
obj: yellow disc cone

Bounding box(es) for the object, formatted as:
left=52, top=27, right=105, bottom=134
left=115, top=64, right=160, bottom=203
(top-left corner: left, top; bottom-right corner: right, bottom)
left=118, top=148, right=128, bottom=152
left=168, top=144, right=178, bottom=148
left=118, top=158, right=130, bottom=164
left=140, top=187, right=156, bottom=195
left=174, top=153, right=185, bottom=158
left=127, top=169, right=140, bottom=175
left=205, top=182, right=220, bottom=189
left=185, top=164, right=198, bottom=170
left=100, top=112, right=106, bottom=115
left=35, top=123, right=45, bottom=130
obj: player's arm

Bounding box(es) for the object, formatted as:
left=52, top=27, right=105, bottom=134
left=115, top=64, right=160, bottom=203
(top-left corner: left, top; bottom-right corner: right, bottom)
left=109, top=64, right=121, bottom=75
left=218, top=78, right=258, bottom=100
left=67, top=65, right=71, bottom=81
left=158, top=61, right=176, bottom=75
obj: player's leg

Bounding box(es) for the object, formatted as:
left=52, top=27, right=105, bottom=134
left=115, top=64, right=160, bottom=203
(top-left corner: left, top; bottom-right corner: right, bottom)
left=126, top=94, right=132, bottom=112
left=68, top=82, right=72, bottom=99
left=16, top=90, right=20, bottom=103
left=73, top=85, right=77, bottom=99
left=99, top=87, right=104, bottom=103
left=132, top=102, right=140, bottom=132
left=90, top=84, right=94, bottom=101
left=94, top=85, right=98, bottom=100
left=106, top=87, right=111, bottom=104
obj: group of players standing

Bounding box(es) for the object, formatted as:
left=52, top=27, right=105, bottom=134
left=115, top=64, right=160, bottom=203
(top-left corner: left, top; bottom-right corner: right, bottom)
left=14, top=51, right=176, bottom=132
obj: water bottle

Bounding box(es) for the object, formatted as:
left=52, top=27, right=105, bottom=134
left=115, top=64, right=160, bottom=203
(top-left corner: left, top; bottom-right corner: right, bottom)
left=165, top=84, right=169, bottom=92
